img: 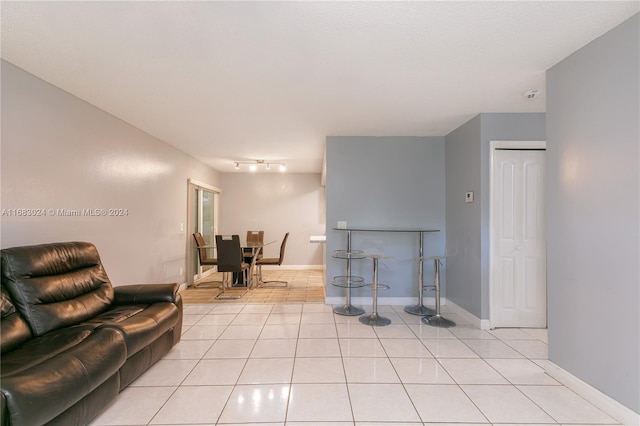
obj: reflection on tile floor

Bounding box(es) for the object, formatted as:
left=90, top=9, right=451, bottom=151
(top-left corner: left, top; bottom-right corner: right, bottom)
left=90, top=300, right=621, bottom=425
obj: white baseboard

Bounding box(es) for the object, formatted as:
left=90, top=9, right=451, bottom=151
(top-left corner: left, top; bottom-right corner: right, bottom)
left=325, top=296, right=438, bottom=307
left=324, top=296, right=490, bottom=329
left=178, top=282, right=637, bottom=423
left=178, top=285, right=637, bottom=423
left=260, top=264, right=323, bottom=270
left=445, top=298, right=491, bottom=330
left=189, top=269, right=217, bottom=284
left=544, top=361, right=640, bottom=425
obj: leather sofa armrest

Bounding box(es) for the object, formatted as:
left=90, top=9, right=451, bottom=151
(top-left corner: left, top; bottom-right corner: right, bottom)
left=113, top=283, right=179, bottom=305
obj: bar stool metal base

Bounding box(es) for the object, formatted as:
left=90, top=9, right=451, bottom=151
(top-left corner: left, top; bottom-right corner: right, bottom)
left=419, top=257, right=456, bottom=328
left=359, top=313, right=391, bottom=326
left=404, top=304, right=436, bottom=316
left=421, top=314, right=456, bottom=328
left=405, top=233, right=437, bottom=316
left=359, top=255, right=392, bottom=326
left=333, top=304, right=365, bottom=316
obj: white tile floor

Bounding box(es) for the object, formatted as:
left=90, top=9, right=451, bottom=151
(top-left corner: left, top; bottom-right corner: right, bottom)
left=90, top=303, right=620, bottom=426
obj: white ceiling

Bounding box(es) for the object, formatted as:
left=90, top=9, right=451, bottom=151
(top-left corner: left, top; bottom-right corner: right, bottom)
left=2, top=1, right=638, bottom=173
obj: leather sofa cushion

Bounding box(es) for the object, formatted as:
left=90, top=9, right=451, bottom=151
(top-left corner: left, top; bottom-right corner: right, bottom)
left=83, top=302, right=181, bottom=356
left=1, top=242, right=114, bottom=336
left=2, top=325, right=99, bottom=373
left=45, top=373, right=121, bottom=426
left=0, top=326, right=127, bottom=426
left=0, top=286, right=32, bottom=354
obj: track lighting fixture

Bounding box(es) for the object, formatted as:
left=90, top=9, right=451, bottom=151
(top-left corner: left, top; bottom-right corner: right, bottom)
left=233, top=160, right=286, bottom=172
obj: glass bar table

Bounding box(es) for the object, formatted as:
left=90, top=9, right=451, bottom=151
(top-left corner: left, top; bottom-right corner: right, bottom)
left=332, top=227, right=440, bottom=316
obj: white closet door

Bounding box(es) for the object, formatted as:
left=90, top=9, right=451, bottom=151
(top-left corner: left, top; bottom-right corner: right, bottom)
left=492, top=148, right=546, bottom=328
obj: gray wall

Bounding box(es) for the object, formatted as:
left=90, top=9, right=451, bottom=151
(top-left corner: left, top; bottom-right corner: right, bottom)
left=1, top=60, right=221, bottom=285
left=444, top=115, right=483, bottom=315
left=325, top=136, right=446, bottom=300
left=546, top=14, right=639, bottom=413
left=445, top=113, right=546, bottom=318
left=219, top=172, right=325, bottom=266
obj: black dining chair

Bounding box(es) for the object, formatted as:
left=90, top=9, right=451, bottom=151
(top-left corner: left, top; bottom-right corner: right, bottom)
left=256, top=232, right=289, bottom=288
left=216, top=234, right=251, bottom=298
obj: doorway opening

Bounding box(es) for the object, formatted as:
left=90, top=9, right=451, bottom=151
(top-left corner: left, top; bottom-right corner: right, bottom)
left=187, top=179, right=221, bottom=287
left=489, top=140, right=547, bottom=329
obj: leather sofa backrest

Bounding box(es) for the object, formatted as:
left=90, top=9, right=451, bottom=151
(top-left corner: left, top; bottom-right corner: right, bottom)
left=0, top=286, right=32, bottom=354
left=0, top=242, right=114, bottom=336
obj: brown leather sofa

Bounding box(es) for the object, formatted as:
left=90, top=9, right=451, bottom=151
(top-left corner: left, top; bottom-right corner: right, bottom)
left=0, top=242, right=183, bottom=426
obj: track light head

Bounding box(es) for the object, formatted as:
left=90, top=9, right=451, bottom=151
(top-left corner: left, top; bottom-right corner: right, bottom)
left=232, top=160, right=287, bottom=172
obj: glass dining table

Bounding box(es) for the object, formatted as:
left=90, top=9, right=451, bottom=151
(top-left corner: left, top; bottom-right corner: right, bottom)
left=197, top=237, right=277, bottom=289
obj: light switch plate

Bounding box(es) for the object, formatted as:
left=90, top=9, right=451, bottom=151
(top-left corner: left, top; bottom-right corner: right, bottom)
left=465, top=192, right=474, bottom=203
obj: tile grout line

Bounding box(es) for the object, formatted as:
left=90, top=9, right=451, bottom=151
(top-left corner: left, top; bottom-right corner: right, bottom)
left=149, top=303, right=237, bottom=426
left=281, top=304, right=304, bottom=425
left=378, top=308, right=429, bottom=424
left=210, top=304, right=260, bottom=426
left=105, top=300, right=617, bottom=426
left=457, top=328, right=564, bottom=425
left=333, top=308, right=358, bottom=425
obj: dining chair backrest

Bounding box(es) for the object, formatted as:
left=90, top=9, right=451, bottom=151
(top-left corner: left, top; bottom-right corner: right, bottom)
left=277, top=232, right=290, bottom=265
left=216, top=235, right=245, bottom=272
left=193, top=232, right=215, bottom=264
left=245, top=230, right=264, bottom=259
left=246, top=230, right=264, bottom=245
left=254, top=232, right=290, bottom=287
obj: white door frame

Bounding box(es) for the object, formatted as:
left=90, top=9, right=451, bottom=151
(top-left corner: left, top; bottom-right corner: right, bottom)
left=187, top=179, right=222, bottom=285
left=489, top=140, right=546, bottom=329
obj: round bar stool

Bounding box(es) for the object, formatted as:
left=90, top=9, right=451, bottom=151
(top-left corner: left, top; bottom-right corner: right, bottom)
left=404, top=254, right=436, bottom=316
left=359, top=255, right=392, bottom=326
left=421, top=256, right=456, bottom=328
left=333, top=230, right=366, bottom=316
left=332, top=249, right=366, bottom=316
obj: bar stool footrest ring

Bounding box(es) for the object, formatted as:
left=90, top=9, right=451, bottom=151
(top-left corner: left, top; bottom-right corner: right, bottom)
left=365, top=283, right=390, bottom=290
